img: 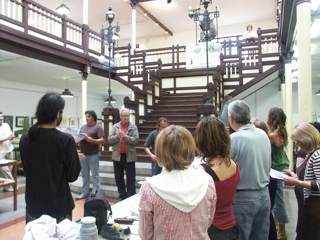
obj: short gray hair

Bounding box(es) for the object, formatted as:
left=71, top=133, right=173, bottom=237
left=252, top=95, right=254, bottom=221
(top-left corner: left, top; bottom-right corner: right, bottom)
left=228, top=100, right=251, bottom=125
left=120, top=108, right=130, bottom=115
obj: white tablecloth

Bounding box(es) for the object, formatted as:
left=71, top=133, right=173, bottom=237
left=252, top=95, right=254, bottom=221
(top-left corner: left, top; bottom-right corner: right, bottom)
left=99, top=194, right=141, bottom=240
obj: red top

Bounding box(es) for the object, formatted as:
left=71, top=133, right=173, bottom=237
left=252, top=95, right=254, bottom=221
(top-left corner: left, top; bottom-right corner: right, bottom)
left=202, top=164, right=240, bottom=230
left=120, top=123, right=128, bottom=154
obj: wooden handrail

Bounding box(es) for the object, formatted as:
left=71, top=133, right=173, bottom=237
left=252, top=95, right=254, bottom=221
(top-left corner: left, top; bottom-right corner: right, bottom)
left=0, top=0, right=280, bottom=111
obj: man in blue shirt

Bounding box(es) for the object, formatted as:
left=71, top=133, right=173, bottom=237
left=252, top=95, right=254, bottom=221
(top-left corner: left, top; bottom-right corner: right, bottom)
left=228, top=100, right=271, bottom=240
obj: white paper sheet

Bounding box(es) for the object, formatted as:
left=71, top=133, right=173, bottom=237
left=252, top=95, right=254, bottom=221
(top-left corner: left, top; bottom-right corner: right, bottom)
left=270, top=168, right=285, bottom=180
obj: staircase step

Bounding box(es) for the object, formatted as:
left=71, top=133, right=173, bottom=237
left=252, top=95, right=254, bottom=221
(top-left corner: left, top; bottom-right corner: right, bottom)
left=160, top=94, right=204, bottom=100
left=152, top=104, right=200, bottom=109
left=148, top=113, right=197, bottom=118
left=70, top=178, right=142, bottom=198
left=141, top=119, right=198, bottom=124
left=148, top=110, right=198, bottom=116
left=101, top=153, right=153, bottom=162
left=70, top=161, right=152, bottom=197
left=139, top=128, right=195, bottom=136
left=99, top=172, right=147, bottom=185
left=98, top=161, right=152, bottom=175
left=139, top=122, right=196, bottom=129
left=159, top=99, right=203, bottom=104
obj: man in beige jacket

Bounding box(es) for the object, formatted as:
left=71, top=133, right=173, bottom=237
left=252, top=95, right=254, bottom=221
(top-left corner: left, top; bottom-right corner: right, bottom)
left=108, top=108, right=139, bottom=200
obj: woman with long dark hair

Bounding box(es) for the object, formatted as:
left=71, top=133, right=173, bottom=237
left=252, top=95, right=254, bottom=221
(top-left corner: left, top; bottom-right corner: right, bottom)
left=267, top=107, right=289, bottom=240
left=195, top=116, right=240, bottom=240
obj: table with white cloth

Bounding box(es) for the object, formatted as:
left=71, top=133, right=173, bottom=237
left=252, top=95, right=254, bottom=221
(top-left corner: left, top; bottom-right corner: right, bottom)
left=98, top=194, right=141, bottom=240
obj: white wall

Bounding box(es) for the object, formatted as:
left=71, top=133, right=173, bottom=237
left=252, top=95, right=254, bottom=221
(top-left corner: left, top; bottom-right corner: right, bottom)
left=312, top=91, right=320, bottom=121
left=243, top=79, right=282, bottom=122
left=120, top=18, right=277, bottom=49
left=292, top=82, right=320, bottom=123
left=0, top=79, right=105, bottom=131
left=242, top=79, right=320, bottom=126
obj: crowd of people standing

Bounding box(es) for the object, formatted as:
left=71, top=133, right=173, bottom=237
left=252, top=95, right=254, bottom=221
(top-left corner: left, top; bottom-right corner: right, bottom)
left=1, top=92, right=319, bottom=240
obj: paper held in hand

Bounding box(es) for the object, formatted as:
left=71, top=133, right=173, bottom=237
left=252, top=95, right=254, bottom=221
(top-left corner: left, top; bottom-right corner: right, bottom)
left=270, top=169, right=286, bottom=180
left=58, top=128, right=87, bottom=143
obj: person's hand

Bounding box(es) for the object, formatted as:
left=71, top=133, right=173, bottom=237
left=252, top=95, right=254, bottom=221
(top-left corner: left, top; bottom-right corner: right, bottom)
left=78, top=152, right=85, bottom=160
left=117, top=131, right=125, bottom=139
left=85, top=137, right=94, bottom=143
left=9, top=134, right=15, bottom=141
left=283, top=169, right=298, bottom=178
left=283, top=175, right=299, bottom=186
left=150, top=154, right=158, bottom=162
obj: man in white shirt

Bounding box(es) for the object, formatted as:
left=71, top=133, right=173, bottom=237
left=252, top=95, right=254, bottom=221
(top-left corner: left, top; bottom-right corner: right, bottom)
left=0, top=112, right=15, bottom=191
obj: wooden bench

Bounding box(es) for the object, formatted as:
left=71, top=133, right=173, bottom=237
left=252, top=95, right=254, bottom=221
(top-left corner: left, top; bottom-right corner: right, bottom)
left=0, top=159, right=17, bottom=211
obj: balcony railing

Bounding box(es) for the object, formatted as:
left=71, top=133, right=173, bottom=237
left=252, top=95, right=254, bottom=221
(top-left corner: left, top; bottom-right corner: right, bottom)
left=0, top=0, right=104, bottom=57
left=0, top=0, right=279, bottom=89
left=1, top=0, right=281, bottom=130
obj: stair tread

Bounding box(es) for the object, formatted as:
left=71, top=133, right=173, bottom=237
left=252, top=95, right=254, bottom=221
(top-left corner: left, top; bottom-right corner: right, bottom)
left=98, top=172, right=148, bottom=180
left=153, top=105, right=200, bottom=108
left=98, top=160, right=151, bottom=168
left=141, top=119, right=198, bottom=123
left=161, top=93, right=204, bottom=96
left=139, top=124, right=196, bottom=128
left=160, top=95, right=203, bottom=99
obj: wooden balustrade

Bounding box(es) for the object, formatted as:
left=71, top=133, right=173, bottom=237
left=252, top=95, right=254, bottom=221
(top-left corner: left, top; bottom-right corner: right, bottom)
left=220, top=28, right=279, bottom=94
left=122, top=59, right=162, bottom=126
left=0, top=0, right=278, bottom=79
left=0, top=0, right=104, bottom=55
left=0, top=0, right=279, bottom=112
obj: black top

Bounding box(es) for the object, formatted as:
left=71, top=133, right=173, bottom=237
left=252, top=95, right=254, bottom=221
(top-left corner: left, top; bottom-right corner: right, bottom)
left=20, top=127, right=81, bottom=218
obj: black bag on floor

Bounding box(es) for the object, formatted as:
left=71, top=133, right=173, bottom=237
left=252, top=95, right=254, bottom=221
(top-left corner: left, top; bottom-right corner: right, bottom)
left=84, top=191, right=112, bottom=233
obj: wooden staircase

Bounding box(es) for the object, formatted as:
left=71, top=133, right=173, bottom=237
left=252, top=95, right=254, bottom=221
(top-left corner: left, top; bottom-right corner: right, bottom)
left=103, top=92, right=204, bottom=163
left=71, top=92, right=205, bottom=197
left=0, top=0, right=283, bottom=198
left=139, top=92, right=203, bottom=136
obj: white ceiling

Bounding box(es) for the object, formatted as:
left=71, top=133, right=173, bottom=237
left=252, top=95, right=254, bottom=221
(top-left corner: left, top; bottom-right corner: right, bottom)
left=34, top=0, right=277, bottom=40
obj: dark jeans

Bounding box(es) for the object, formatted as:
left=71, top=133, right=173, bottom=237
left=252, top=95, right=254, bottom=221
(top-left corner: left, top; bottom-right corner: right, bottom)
left=151, top=162, right=162, bottom=176
left=300, top=196, right=320, bottom=240
left=26, top=211, right=72, bottom=223
left=208, top=225, right=239, bottom=240
left=268, top=177, right=278, bottom=240
left=113, top=154, right=136, bottom=200
left=294, top=185, right=304, bottom=240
